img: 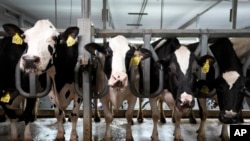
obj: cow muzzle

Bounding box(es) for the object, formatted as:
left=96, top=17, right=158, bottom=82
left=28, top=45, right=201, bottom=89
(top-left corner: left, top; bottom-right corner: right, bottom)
left=20, top=55, right=40, bottom=73
left=219, top=110, right=241, bottom=124
left=108, top=72, right=128, bottom=91
left=176, top=93, right=195, bottom=112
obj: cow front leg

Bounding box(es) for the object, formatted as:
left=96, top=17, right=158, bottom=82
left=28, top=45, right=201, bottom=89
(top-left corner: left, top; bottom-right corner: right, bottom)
left=69, top=97, right=82, bottom=141
left=220, top=124, right=229, bottom=141
left=159, top=99, right=166, bottom=123
left=125, top=96, right=137, bottom=141
left=55, top=108, right=65, bottom=141
left=93, top=98, right=101, bottom=122
left=137, top=98, right=144, bottom=123
left=10, top=118, right=18, bottom=141
left=24, top=123, right=32, bottom=141
left=197, top=98, right=207, bottom=141
left=173, top=108, right=183, bottom=141
left=101, top=98, right=113, bottom=141
left=149, top=97, right=160, bottom=141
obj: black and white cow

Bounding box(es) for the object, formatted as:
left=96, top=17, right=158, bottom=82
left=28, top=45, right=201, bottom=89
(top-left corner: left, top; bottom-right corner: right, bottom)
left=19, top=19, right=86, bottom=140
left=85, top=35, right=151, bottom=140
left=148, top=37, right=200, bottom=141
left=0, top=23, right=43, bottom=140
left=194, top=37, right=250, bottom=141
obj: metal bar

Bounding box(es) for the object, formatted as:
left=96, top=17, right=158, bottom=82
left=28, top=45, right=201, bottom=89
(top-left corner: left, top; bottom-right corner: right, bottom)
left=142, top=34, right=151, bottom=97
left=94, top=29, right=250, bottom=38
left=199, top=32, right=209, bottom=80
left=231, top=0, right=238, bottom=29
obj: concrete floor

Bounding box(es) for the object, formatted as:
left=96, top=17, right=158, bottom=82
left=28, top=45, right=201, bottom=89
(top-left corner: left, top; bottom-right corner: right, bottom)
left=1, top=117, right=249, bottom=141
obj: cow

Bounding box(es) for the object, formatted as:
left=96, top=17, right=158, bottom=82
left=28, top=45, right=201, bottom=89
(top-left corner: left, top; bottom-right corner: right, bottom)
left=0, top=23, right=44, bottom=140
left=192, top=37, right=250, bottom=141
left=146, top=37, right=200, bottom=141
left=84, top=35, right=151, bottom=141
left=18, top=19, right=87, bottom=140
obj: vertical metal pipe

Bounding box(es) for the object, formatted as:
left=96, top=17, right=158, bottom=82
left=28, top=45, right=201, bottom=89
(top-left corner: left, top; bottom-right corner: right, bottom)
left=200, top=32, right=208, bottom=80
left=55, top=0, right=57, bottom=27
left=142, top=33, right=151, bottom=96
left=80, top=0, right=92, bottom=140
left=102, top=0, right=107, bottom=44
left=231, top=0, right=238, bottom=29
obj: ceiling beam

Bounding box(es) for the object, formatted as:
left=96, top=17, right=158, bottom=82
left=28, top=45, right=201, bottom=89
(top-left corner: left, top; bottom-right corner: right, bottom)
left=178, top=0, right=223, bottom=29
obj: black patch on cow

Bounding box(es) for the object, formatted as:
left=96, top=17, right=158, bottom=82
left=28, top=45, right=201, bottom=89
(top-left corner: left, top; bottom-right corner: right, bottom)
left=48, top=45, right=54, bottom=56
left=77, top=98, right=82, bottom=104
left=71, top=112, right=77, bottom=117
left=59, top=109, right=63, bottom=115
left=53, top=104, right=56, bottom=108
left=65, top=90, right=70, bottom=99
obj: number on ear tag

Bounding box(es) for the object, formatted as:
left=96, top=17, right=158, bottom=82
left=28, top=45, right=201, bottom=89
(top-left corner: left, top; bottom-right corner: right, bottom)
left=12, top=33, right=23, bottom=45
left=0, top=92, right=11, bottom=103
left=66, top=35, right=76, bottom=47
left=130, top=56, right=141, bottom=66
left=202, top=59, right=210, bottom=73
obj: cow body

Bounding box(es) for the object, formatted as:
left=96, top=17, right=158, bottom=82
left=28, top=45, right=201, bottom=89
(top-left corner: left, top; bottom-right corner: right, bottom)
left=148, top=38, right=198, bottom=141
left=19, top=20, right=82, bottom=140
left=85, top=35, right=151, bottom=140
left=194, top=38, right=250, bottom=141
left=0, top=24, right=40, bottom=140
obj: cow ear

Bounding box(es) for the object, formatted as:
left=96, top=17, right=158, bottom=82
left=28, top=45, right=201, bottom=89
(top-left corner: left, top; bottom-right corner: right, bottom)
left=2, top=24, right=24, bottom=36
left=63, top=26, right=79, bottom=39
left=85, top=43, right=109, bottom=56
left=138, top=48, right=152, bottom=60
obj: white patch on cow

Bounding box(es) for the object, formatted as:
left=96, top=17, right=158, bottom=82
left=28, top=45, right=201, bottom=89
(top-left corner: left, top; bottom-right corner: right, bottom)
left=180, top=92, right=193, bottom=104
left=154, top=38, right=167, bottom=51
left=109, top=35, right=130, bottom=74
left=21, top=19, right=59, bottom=73
left=174, top=46, right=190, bottom=75
left=225, top=110, right=237, bottom=117
left=222, top=71, right=239, bottom=89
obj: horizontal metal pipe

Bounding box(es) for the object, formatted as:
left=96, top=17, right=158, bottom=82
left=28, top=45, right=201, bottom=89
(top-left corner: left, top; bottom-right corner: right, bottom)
left=95, top=29, right=250, bottom=38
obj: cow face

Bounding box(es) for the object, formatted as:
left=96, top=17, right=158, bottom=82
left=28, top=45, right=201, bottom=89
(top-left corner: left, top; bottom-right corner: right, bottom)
left=162, top=46, right=197, bottom=112
left=216, top=72, right=245, bottom=123
left=20, top=19, right=59, bottom=75
left=85, top=35, right=151, bottom=92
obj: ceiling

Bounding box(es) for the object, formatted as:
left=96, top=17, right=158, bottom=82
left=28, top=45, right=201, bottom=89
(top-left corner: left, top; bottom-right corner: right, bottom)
left=0, top=0, right=250, bottom=31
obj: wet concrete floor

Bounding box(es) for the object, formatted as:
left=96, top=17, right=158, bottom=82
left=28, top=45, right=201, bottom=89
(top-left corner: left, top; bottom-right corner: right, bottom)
left=1, top=117, right=249, bottom=141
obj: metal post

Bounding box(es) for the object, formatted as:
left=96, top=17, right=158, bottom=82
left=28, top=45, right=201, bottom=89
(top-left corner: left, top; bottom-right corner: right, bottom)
left=199, top=31, right=209, bottom=80
left=231, top=0, right=238, bottom=29
left=142, top=33, right=151, bottom=97
left=80, top=0, right=92, bottom=140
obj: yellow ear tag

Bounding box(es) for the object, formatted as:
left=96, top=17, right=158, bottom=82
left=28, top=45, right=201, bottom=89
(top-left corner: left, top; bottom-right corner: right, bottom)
left=200, top=86, right=209, bottom=94
left=12, top=33, right=23, bottom=45
left=202, top=59, right=210, bottom=73
left=130, top=55, right=141, bottom=66
left=0, top=92, right=11, bottom=103
left=66, top=35, right=76, bottom=47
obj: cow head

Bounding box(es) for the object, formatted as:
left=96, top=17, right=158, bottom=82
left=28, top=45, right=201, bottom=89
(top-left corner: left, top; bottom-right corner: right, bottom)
left=85, top=35, right=151, bottom=92
left=19, top=19, right=59, bottom=75
left=158, top=45, right=197, bottom=112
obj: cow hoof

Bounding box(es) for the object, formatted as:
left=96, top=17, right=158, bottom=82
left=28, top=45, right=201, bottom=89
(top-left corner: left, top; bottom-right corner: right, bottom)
left=94, top=116, right=101, bottom=122
left=151, top=136, right=159, bottom=141
left=137, top=117, right=143, bottom=123
left=160, top=117, right=166, bottom=123
left=174, top=138, right=183, bottom=141
left=126, top=138, right=134, bottom=141
left=55, top=137, right=65, bottom=141
left=197, top=135, right=206, bottom=141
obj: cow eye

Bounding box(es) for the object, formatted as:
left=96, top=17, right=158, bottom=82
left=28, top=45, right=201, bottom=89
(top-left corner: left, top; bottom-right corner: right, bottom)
left=52, top=36, right=58, bottom=42
left=50, top=25, right=53, bottom=28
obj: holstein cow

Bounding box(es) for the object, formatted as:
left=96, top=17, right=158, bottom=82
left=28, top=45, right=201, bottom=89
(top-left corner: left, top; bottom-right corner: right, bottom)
left=194, top=38, right=250, bottom=141
left=85, top=35, right=151, bottom=141
left=0, top=23, right=44, bottom=140
left=19, top=19, right=86, bottom=140
left=148, top=37, right=199, bottom=141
